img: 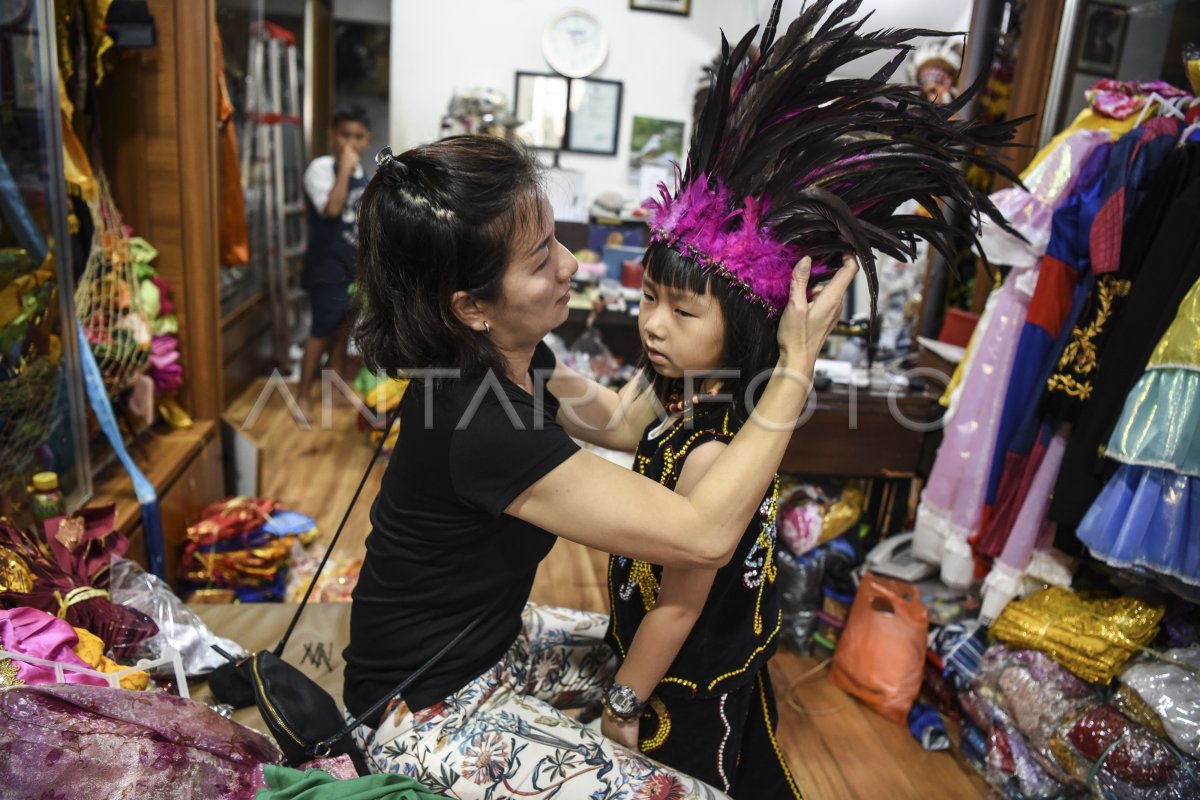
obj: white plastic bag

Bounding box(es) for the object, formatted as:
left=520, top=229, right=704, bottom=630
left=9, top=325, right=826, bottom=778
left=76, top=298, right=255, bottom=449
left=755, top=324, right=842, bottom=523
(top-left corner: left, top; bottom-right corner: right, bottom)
left=108, top=557, right=247, bottom=675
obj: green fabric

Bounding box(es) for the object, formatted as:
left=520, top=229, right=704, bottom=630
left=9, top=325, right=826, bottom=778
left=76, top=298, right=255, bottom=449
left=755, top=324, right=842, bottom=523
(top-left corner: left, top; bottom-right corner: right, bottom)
left=140, top=279, right=161, bottom=319
left=256, top=765, right=442, bottom=800
left=1107, top=367, right=1200, bottom=475
left=129, top=236, right=159, bottom=276
left=352, top=365, right=383, bottom=398
left=152, top=313, right=178, bottom=336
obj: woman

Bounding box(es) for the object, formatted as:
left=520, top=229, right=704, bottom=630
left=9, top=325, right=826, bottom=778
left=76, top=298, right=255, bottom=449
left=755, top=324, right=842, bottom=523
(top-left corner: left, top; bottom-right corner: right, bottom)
left=342, top=134, right=853, bottom=799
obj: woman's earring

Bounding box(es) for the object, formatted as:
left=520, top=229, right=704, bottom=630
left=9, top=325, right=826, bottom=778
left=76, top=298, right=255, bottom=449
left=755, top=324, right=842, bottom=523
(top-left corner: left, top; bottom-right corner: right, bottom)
left=483, top=321, right=491, bottom=334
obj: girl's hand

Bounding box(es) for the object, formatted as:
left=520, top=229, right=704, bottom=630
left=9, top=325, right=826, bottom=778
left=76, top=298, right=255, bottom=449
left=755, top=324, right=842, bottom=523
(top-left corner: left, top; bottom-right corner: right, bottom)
left=776, top=254, right=858, bottom=371
left=601, top=710, right=641, bottom=751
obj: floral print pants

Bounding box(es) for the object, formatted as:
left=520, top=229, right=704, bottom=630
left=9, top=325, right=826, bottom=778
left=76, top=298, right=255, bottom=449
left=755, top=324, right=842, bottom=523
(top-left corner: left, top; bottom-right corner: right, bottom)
left=352, top=604, right=731, bottom=799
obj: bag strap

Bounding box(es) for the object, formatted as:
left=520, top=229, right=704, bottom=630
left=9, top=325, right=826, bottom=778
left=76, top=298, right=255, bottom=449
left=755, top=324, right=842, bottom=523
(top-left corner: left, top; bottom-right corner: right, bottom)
left=313, top=607, right=491, bottom=755
left=262, top=404, right=504, bottom=754
left=273, top=409, right=399, bottom=657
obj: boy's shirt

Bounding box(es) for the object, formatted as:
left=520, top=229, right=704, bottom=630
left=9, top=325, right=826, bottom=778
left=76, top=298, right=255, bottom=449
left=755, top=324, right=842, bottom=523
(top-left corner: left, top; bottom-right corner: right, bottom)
left=302, top=155, right=369, bottom=288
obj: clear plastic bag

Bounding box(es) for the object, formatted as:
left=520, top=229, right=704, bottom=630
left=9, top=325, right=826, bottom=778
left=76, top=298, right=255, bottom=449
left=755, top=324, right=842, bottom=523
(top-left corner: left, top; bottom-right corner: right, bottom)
left=108, top=557, right=247, bottom=675
left=776, top=546, right=823, bottom=652
left=1122, top=648, right=1200, bottom=758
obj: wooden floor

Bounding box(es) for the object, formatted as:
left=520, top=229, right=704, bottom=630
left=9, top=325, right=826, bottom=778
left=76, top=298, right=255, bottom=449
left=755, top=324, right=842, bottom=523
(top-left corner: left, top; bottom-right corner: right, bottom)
left=227, top=379, right=991, bottom=799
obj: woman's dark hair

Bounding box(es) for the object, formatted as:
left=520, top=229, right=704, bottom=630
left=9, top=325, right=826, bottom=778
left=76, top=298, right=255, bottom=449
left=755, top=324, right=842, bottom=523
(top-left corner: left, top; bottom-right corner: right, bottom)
left=641, top=242, right=780, bottom=422
left=355, top=135, right=544, bottom=382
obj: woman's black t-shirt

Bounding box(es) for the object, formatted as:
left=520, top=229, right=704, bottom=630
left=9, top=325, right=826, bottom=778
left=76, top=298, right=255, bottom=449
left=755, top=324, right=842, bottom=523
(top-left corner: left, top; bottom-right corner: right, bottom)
left=343, top=343, right=578, bottom=720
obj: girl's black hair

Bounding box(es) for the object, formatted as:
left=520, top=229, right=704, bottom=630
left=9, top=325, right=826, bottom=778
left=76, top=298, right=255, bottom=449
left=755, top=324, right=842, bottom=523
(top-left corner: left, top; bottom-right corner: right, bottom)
left=640, top=242, right=780, bottom=423
left=354, top=135, right=544, bottom=384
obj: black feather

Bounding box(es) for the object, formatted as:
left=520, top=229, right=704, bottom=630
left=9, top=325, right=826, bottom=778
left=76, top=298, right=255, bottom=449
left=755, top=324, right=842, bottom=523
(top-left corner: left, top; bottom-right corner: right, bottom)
left=674, top=0, right=1026, bottom=333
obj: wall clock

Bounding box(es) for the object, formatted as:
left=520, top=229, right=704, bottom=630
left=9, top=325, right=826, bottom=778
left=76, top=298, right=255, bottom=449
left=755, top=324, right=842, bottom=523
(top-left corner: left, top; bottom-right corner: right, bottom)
left=543, top=10, right=608, bottom=79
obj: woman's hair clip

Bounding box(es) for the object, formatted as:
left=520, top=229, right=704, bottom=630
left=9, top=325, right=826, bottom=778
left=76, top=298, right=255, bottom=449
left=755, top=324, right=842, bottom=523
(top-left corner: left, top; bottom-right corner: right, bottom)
left=376, top=146, right=409, bottom=178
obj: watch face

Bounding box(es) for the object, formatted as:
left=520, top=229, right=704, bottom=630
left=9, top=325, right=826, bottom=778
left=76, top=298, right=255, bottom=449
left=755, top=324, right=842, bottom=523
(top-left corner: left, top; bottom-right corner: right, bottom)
left=543, top=11, right=608, bottom=78
left=607, top=684, right=640, bottom=716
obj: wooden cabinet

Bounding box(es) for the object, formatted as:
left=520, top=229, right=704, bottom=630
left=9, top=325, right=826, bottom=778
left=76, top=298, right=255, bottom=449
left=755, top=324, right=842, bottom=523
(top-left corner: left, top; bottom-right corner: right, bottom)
left=95, top=421, right=223, bottom=589
left=84, top=0, right=229, bottom=585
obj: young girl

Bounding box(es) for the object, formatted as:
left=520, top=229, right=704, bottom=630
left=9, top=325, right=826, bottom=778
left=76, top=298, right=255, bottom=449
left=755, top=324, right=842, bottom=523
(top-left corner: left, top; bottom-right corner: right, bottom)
left=596, top=1, right=1022, bottom=794
left=602, top=243, right=813, bottom=798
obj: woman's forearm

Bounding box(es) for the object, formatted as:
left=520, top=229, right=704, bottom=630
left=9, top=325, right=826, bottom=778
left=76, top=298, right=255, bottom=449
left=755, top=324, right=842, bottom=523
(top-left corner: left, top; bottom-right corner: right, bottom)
left=549, top=364, right=657, bottom=451
left=511, top=357, right=812, bottom=568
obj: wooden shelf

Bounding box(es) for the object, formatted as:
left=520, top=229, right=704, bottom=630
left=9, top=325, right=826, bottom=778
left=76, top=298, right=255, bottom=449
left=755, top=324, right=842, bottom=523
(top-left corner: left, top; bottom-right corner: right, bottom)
left=90, top=419, right=217, bottom=535
left=90, top=419, right=224, bottom=588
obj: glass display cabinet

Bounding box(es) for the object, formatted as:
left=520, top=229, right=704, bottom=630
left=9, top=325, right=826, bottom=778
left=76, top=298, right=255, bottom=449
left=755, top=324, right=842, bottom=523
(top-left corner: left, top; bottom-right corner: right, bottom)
left=0, top=0, right=93, bottom=514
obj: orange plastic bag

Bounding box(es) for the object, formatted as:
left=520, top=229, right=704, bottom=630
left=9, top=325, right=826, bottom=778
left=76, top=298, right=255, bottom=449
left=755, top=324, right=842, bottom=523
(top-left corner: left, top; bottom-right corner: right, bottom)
left=830, top=573, right=929, bottom=723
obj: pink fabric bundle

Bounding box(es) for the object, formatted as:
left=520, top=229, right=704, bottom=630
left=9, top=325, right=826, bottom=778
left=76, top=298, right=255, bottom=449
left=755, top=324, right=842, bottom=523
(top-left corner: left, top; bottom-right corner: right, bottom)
left=1086, top=79, right=1190, bottom=120
left=150, top=275, right=174, bottom=315
left=0, top=684, right=281, bottom=798
left=779, top=500, right=824, bottom=556
left=148, top=335, right=183, bottom=393
left=0, top=509, right=158, bottom=659
left=0, top=607, right=110, bottom=687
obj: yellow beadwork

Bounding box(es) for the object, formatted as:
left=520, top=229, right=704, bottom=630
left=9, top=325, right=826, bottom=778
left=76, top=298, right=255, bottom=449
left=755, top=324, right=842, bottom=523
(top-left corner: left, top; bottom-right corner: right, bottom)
left=705, top=610, right=781, bottom=692
left=757, top=672, right=803, bottom=798
left=629, top=559, right=660, bottom=613
left=750, top=479, right=781, bottom=636
left=614, top=407, right=781, bottom=692
left=1048, top=276, right=1131, bottom=400
left=639, top=696, right=672, bottom=752
left=607, top=558, right=628, bottom=658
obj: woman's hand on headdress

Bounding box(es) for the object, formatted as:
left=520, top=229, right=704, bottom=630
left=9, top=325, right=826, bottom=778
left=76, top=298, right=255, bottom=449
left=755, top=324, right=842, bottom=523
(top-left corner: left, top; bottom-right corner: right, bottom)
left=776, top=253, right=857, bottom=371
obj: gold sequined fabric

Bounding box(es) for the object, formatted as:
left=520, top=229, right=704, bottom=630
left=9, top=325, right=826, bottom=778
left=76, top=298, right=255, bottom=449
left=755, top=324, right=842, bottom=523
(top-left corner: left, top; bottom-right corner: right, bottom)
left=821, top=483, right=863, bottom=542
left=990, top=586, right=1164, bottom=684
left=0, top=546, right=35, bottom=593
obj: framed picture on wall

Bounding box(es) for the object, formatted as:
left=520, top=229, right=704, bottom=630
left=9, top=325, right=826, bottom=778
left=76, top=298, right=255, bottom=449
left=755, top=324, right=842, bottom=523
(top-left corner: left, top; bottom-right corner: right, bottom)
left=629, top=116, right=685, bottom=173
left=629, top=0, right=691, bottom=17
left=566, top=78, right=622, bottom=156
left=513, top=71, right=569, bottom=150
left=1076, top=1, right=1128, bottom=76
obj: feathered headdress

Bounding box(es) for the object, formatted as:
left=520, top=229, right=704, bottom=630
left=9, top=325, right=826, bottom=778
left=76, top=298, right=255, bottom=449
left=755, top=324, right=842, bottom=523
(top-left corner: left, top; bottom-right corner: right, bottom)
left=910, top=37, right=964, bottom=96
left=647, top=0, right=1024, bottom=323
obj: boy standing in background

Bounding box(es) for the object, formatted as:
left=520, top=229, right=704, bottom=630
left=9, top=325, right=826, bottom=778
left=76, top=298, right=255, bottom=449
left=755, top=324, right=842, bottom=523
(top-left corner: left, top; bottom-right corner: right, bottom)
left=297, top=105, right=371, bottom=419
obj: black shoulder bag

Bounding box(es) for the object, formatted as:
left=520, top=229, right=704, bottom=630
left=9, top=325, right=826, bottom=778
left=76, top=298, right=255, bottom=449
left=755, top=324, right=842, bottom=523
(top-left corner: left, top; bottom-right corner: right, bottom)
left=211, top=411, right=489, bottom=774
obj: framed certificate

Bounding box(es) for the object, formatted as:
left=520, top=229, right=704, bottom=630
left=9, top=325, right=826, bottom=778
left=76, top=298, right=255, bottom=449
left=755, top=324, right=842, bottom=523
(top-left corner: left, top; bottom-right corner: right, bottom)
left=565, top=78, right=622, bottom=156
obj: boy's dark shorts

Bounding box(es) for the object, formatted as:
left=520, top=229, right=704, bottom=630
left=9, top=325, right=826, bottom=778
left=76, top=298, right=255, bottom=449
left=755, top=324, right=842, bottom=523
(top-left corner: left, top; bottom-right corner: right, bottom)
left=307, top=282, right=352, bottom=339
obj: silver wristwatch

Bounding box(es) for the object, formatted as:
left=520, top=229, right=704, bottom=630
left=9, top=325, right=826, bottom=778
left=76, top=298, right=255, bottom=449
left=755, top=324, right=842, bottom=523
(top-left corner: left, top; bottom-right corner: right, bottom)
left=603, top=682, right=644, bottom=721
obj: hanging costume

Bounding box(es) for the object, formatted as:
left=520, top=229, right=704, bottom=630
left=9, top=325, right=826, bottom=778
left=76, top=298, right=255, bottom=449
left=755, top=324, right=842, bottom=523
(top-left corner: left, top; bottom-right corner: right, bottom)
left=1049, top=141, right=1200, bottom=542
left=912, top=130, right=1109, bottom=572
left=972, top=119, right=1182, bottom=577
left=1077, top=273, right=1200, bottom=588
